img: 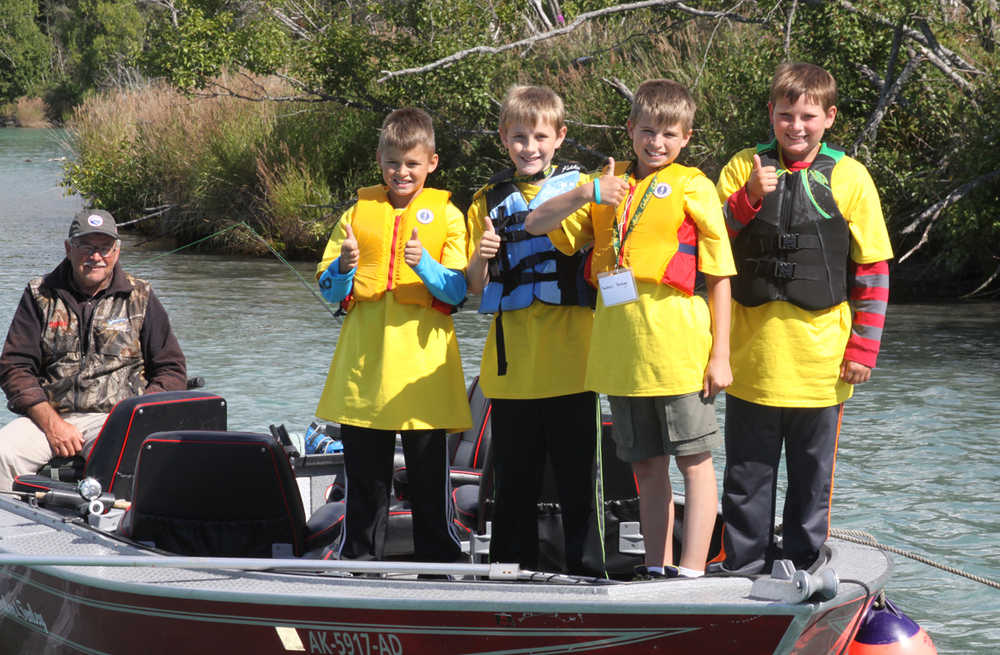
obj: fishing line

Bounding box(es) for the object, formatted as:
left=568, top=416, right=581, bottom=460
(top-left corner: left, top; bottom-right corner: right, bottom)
left=145, top=221, right=340, bottom=320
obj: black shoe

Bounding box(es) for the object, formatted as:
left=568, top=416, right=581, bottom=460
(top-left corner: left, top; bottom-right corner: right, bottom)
left=633, top=565, right=679, bottom=580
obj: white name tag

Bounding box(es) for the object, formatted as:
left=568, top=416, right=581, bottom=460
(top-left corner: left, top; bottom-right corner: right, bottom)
left=597, top=269, right=638, bottom=306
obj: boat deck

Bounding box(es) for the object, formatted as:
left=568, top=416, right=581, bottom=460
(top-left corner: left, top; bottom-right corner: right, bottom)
left=0, top=497, right=890, bottom=615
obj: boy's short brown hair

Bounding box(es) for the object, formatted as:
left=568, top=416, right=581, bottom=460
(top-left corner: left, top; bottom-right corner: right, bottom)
left=770, top=62, right=837, bottom=110
left=378, top=107, right=436, bottom=154
left=498, top=85, right=565, bottom=132
left=628, top=79, right=696, bottom=132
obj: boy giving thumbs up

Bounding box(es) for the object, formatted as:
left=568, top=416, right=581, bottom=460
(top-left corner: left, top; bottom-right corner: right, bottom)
left=314, top=107, right=470, bottom=564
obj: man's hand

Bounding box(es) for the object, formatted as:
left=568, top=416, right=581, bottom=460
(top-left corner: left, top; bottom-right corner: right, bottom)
left=339, top=223, right=360, bottom=273
left=28, top=402, right=84, bottom=458
left=404, top=228, right=423, bottom=267
left=746, top=154, right=778, bottom=206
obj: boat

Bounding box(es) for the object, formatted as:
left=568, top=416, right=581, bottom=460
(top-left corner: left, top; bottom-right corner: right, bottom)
left=0, top=387, right=895, bottom=655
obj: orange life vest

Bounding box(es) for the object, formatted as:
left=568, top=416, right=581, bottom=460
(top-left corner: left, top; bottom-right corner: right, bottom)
left=589, top=161, right=700, bottom=295
left=345, top=186, right=453, bottom=312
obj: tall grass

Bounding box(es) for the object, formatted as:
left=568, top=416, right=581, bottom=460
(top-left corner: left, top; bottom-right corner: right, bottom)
left=1, top=97, right=53, bottom=127
left=64, top=73, right=373, bottom=256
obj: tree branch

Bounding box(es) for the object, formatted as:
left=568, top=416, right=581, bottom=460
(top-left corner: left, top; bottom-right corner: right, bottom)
left=836, top=0, right=984, bottom=97
left=851, top=41, right=923, bottom=156
left=960, top=262, right=1000, bottom=299
left=376, top=0, right=764, bottom=83
left=602, top=77, right=634, bottom=103
left=898, top=167, right=1000, bottom=262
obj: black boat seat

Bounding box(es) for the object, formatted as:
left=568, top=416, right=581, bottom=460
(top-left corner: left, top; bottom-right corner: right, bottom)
left=13, top=390, right=227, bottom=501
left=118, top=430, right=340, bottom=558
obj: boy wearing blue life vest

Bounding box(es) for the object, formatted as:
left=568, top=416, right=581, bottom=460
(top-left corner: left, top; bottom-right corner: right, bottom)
left=315, top=107, right=471, bottom=563
left=714, top=63, right=893, bottom=574
left=525, top=79, right=736, bottom=579
left=465, top=85, right=604, bottom=577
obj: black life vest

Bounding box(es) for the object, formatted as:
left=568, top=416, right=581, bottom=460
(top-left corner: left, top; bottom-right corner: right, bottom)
left=731, top=141, right=851, bottom=311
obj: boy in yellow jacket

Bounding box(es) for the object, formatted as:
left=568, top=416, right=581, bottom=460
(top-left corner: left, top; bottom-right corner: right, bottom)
left=315, top=108, right=471, bottom=562
left=466, top=85, right=603, bottom=576
left=526, top=80, right=735, bottom=579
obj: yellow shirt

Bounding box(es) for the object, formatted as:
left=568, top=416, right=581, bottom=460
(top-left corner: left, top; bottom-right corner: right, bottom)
left=555, top=165, right=736, bottom=396
left=467, top=179, right=593, bottom=399
left=315, top=197, right=472, bottom=431
left=716, top=147, right=894, bottom=407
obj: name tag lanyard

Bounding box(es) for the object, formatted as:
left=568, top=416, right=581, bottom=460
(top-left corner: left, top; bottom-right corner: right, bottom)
left=611, top=170, right=660, bottom=268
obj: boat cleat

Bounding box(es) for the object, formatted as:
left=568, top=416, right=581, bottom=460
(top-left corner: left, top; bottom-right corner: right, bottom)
left=750, top=559, right=839, bottom=603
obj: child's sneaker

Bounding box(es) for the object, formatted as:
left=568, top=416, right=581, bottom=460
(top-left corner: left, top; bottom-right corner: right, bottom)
left=633, top=565, right=680, bottom=580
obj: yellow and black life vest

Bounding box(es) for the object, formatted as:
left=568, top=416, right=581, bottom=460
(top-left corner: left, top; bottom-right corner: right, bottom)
left=731, top=141, right=850, bottom=310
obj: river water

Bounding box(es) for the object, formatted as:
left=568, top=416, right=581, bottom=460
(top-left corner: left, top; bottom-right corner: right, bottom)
left=1, top=128, right=997, bottom=653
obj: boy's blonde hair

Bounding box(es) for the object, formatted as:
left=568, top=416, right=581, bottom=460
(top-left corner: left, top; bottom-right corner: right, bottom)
left=378, top=107, right=436, bottom=154
left=498, top=85, right=565, bottom=132
left=770, top=62, right=837, bottom=110
left=628, top=79, right=696, bottom=133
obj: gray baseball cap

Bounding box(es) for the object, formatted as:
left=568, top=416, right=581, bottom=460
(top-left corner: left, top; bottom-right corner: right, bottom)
left=69, top=209, right=119, bottom=240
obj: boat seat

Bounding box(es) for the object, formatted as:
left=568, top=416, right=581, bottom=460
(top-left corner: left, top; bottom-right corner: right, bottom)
left=13, top=390, right=227, bottom=501
left=118, top=430, right=341, bottom=558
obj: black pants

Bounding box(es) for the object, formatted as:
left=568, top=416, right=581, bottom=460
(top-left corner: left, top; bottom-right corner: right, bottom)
left=488, top=392, right=604, bottom=576
left=339, top=425, right=461, bottom=562
left=721, top=396, right=843, bottom=573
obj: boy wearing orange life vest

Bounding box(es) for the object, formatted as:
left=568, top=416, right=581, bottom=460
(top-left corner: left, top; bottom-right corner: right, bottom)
left=314, top=108, right=471, bottom=563
left=714, top=63, right=893, bottom=574
left=525, top=79, right=736, bottom=579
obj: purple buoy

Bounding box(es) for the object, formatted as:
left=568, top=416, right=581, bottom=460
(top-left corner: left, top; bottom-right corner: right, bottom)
left=849, top=597, right=937, bottom=655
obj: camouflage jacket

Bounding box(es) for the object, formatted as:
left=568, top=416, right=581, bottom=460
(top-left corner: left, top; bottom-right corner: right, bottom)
left=0, top=260, right=187, bottom=415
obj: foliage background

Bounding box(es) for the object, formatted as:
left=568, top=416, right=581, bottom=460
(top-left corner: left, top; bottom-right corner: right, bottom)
left=5, top=0, right=998, bottom=297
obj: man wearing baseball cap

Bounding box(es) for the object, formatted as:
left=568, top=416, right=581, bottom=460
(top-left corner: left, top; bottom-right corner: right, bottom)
left=0, top=209, right=188, bottom=490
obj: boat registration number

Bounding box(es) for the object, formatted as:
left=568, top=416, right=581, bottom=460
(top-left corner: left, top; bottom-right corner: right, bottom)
left=306, top=630, right=403, bottom=655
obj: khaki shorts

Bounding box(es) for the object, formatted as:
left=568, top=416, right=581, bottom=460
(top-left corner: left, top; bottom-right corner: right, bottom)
left=608, top=392, right=721, bottom=462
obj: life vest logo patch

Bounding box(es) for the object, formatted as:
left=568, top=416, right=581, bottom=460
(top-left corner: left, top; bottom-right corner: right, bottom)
left=653, top=182, right=672, bottom=198
left=87, top=214, right=105, bottom=227
left=416, top=209, right=434, bottom=224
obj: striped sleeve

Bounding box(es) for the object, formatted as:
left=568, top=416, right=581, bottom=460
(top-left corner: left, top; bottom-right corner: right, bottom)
left=723, top=185, right=761, bottom=237
left=843, top=260, right=889, bottom=368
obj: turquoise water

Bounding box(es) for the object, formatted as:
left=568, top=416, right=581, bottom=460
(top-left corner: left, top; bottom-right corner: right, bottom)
left=1, top=128, right=997, bottom=653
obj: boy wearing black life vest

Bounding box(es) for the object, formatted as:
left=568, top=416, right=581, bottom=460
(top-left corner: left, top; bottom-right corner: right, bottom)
left=465, top=85, right=605, bottom=577
left=714, top=62, right=893, bottom=574
left=525, top=80, right=736, bottom=579
left=314, top=108, right=471, bottom=563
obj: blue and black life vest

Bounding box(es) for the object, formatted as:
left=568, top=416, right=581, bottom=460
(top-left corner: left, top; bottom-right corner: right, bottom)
left=478, top=163, right=595, bottom=314
left=732, top=141, right=851, bottom=311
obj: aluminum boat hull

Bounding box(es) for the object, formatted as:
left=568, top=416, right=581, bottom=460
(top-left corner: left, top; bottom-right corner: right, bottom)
left=0, top=496, right=890, bottom=655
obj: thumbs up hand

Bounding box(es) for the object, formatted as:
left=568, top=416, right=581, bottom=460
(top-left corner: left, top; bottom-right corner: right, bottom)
left=404, top=227, right=424, bottom=267
left=339, top=223, right=360, bottom=273
left=746, top=153, right=778, bottom=206
left=595, top=157, right=629, bottom=206
left=477, top=216, right=501, bottom=260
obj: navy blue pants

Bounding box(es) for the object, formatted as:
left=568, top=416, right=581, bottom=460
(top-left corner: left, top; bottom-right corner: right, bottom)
left=488, top=392, right=604, bottom=576
left=721, top=396, right=843, bottom=573
left=339, top=425, right=461, bottom=563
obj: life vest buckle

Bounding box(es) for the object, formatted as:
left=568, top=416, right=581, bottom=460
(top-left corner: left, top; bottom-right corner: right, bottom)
left=772, top=260, right=796, bottom=279
left=777, top=233, right=800, bottom=251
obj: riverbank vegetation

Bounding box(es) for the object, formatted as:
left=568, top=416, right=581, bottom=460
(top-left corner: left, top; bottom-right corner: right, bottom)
left=46, top=1, right=1000, bottom=298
